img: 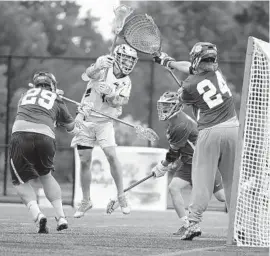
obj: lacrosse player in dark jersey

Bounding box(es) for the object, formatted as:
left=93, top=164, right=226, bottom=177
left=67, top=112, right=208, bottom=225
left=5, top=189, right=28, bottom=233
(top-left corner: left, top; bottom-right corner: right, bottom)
left=9, top=71, right=92, bottom=233
left=154, top=42, right=239, bottom=240
left=152, top=91, right=225, bottom=239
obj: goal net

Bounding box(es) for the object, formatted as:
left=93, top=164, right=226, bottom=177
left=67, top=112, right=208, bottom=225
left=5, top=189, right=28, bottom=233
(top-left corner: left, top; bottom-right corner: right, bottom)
left=228, top=37, right=270, bottom=247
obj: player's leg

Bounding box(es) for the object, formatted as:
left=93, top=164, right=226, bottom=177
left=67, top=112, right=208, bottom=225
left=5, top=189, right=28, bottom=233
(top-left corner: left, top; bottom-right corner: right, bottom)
left=168, top=164, right=190, bottom=235
left=181, top=128, right=221, bottom=240
left=39, top=173, right=68, bottom=231
left=73, top=147, right=94, bottom=218
left=71, top=122, right=95, bottom=218
left=9, top=132, right=48, bottom=233
left=34, top=133, right=68, bottom=231
left=97, top=122, right=129, bottom=214
left=218, top=125, right=238, bottom=210
left=213, top=170, right=226, bottom=203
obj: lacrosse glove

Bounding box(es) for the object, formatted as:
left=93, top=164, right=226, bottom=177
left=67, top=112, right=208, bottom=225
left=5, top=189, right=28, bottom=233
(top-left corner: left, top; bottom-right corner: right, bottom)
left=152, top=161, right=168, bottom=178
left=96, top=55, right=115, bottom=69
left=153, top=52, right=175, bottom=69
left=77, top=102, right=94, bottom=119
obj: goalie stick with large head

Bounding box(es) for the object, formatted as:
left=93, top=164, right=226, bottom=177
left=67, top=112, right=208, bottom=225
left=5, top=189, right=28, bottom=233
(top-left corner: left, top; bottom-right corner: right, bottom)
left=119, top=13, right=182, bottom=87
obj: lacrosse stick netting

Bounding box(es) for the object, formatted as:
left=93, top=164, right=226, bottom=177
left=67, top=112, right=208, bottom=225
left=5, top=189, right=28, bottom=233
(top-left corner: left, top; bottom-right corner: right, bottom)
left=134, top=125, right=159, bottom=143
left=120, top=14, right=182, bottom=87
left=120, top=14, right=162, bottom=56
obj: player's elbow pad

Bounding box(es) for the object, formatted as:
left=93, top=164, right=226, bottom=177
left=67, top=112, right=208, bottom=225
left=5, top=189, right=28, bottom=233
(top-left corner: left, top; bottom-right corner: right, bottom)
left=165, top=148, right=180, bottom=162
left=106, top=95, right=127, bottom=107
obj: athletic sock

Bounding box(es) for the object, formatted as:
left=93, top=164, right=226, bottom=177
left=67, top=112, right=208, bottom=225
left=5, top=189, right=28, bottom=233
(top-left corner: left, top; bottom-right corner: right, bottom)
left=27, top=201, right=41, bottom=221
left=180, top=216, right=189, bottom=226
left=51, top=199, right=65, bottom=219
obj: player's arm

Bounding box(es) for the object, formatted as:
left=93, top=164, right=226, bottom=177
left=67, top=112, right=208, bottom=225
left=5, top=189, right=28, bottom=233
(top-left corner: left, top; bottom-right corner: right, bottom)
left=105, top=81, right=131, bottom=108
left=84, top=55, right=115, bottom=80
left=56, top=98, right=91, bottom=134
left=153, top=52, right=191, bottom=75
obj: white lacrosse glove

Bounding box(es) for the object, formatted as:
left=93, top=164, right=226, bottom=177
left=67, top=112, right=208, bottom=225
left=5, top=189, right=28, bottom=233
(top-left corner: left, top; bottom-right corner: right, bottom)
left=95, top=82, right=115, bottom=97
left=96, top=55, right=115, bottom=69
left=56, top=89, right=64, bottom=96
left=153, top=52, right=175, bottom=69
left=81, top=72, right=90, bottom=82
left=77, top=102, right=94, bottom=118
left=152, top=161, right=168, bottom=178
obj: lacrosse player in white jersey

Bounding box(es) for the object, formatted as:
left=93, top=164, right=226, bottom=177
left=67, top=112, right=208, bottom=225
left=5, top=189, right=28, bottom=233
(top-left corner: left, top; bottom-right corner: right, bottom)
left=71, top=44, right=138, bottom=218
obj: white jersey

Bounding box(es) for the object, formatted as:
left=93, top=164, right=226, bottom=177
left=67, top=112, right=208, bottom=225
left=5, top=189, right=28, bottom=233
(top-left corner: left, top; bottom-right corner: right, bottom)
left=81, top=67, right=131, bottom=122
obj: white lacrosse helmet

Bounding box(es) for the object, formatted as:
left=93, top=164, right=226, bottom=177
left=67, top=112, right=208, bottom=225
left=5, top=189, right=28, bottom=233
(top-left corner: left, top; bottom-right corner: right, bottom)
left=113, top=44, right=138, bottom=75
left=157, top=91, right=183, bottom=121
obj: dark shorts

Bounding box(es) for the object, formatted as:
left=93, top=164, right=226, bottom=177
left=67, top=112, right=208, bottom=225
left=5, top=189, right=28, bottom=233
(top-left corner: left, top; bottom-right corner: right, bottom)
left=9, top=132, right=56, bottom=185
left=173, top=163, right=223, bottom=193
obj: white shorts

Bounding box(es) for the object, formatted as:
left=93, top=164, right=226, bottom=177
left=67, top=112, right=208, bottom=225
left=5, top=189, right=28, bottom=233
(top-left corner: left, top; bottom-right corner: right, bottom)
left=71, top=121, right=117, bottom=149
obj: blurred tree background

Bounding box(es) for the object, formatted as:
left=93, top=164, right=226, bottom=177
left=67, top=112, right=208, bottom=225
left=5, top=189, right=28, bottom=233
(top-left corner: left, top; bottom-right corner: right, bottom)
left=0, top=0, right=269, bottom=148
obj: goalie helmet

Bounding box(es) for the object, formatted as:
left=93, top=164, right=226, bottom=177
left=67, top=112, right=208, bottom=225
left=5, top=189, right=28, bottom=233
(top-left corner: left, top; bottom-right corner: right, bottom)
left=33, top=71, right=57, bottom=92
left=190, top=42, right=218, bottom=73
left=157, top=91, right=183, bottom=121
left=114, top=44, right=138, bottom=75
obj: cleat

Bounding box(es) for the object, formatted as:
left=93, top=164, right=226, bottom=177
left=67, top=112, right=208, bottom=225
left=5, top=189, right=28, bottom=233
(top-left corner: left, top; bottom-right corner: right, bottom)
left=73, top=199, right=93, bottom=218
left=173, top=223, right=189, bottom=236
left=118, top=194, right=131, bottom=215
left=56, top=216, right=68, bottom=231
left=179, top=221, right=202, bottom=240
left=35, top=213, right=49, bottom=234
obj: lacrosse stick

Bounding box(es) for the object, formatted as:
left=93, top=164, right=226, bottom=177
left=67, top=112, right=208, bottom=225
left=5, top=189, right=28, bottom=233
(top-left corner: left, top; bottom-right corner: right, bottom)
left=106, top=173, right=154, bottom=214
left=60, top=95, right=159, bottom=143
left=119, top=14, right=182, bottom=87
left=103, top=5, right=134, bottom=81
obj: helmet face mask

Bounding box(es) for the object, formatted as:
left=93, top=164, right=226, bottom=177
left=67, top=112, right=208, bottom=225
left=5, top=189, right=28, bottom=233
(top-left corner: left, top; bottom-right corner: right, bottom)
left=33, top=71, right=57, bottom=92
left=114, top=44, right=138, bottom=75
left=157, top=92, right=183, bottom=121
left=190, top=42, right=218, bottom=73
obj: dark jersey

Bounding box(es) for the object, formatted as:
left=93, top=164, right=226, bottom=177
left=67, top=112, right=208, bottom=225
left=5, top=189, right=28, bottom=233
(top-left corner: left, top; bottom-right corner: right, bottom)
left=166, top=112, right=198, bottom=165
left=15, top=88, right=73, bottom=134
left=181, top=69, right=236, bottom=130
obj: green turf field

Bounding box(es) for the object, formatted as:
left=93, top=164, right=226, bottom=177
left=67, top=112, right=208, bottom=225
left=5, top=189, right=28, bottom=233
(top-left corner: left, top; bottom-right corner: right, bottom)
left=0, top=204, right=268, bottom=256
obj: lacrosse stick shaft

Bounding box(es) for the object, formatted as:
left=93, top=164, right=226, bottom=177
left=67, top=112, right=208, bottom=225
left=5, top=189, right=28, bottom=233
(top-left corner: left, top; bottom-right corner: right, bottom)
left=124, top=173, right=154, bottom=193
left=167, top=69, right=182, bottom=87
left=60, top=95, right=135, bottom=128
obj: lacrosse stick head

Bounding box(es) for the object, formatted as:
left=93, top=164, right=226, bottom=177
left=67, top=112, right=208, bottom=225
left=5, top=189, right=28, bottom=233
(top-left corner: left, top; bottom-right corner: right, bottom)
left=112, top=5, right=134, bottom=35
left=134, top=125, right=159, bottom=143
left=120, top=14, right=162, bottom=56
left=106, top=198, right=120, bottom=214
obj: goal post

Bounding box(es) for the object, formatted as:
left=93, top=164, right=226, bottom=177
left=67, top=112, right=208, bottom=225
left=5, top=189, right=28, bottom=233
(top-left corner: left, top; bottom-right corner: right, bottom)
left=227, top=36, right=270, bottom=247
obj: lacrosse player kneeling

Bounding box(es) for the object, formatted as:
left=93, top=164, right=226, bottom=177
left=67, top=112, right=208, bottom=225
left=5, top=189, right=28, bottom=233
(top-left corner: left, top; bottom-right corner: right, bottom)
left=72, top=44, right=138, bottom=218
left=152, top=91, right=225, bottom=240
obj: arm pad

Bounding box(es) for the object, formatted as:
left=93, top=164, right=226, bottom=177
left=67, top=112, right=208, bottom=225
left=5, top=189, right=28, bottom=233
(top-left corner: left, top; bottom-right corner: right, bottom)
left=165, top=148, right=180, bottom=163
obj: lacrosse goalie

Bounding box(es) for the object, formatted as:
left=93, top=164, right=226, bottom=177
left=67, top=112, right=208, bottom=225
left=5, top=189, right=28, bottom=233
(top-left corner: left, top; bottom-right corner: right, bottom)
left=72, top=44, right=138, bottom=218
left=151, top=91, right=225, bottom=239
left=9, top=71, right=92, bottom=233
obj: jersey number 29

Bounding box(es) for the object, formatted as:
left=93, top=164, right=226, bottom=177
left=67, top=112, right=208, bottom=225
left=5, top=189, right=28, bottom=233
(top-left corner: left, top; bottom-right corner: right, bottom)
left=20, top=88, right=57, bottom=110
left=197, top=71, right=232, bottom=109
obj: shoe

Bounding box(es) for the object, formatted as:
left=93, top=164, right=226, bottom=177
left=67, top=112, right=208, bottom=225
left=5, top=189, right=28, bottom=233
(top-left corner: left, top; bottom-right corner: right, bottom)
left=73, top=199, right=93, bottom=218
left=118, top=194, right=131, bottom=215
left=35, top=213, right=49, bottom=234
left=179, top=221, right=202, bottom=240
left=56, top=216, right=68, bottom=231
left=173, top=223, right=189, bottom=236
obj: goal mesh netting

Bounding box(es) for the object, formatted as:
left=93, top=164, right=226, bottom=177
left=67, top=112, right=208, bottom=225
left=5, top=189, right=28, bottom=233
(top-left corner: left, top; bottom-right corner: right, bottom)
left=234, top=38, right=270, bottom=247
